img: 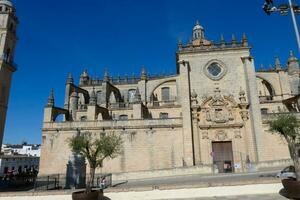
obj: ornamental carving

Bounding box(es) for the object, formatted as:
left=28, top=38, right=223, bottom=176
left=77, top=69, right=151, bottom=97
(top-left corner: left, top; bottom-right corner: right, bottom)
left=215, top=130, right=228, bottom=141
left=201, top=88, right=236, bottom=124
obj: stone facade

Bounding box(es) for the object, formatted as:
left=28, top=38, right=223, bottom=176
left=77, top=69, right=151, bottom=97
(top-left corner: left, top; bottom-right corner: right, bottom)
left=0, top=0, right=18, bottom=152
left=40, top=21, right=298, bottom=176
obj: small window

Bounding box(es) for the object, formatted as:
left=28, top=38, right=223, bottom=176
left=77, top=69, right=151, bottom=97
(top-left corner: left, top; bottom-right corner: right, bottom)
left=159, top=113, right=169, bottom=119
left=261, top=108, right=268, bottom=115
left=119, top=115, right=128, bottom=120
left=161, top=87, right=170, bottom=101
left=80, top=116, right=87, bottom=121
left=128, top=89, right=136, bottom=103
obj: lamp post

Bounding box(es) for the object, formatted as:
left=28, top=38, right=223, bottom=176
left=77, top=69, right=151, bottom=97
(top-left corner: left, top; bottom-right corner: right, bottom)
left=263, top=0, right=300, bottom=52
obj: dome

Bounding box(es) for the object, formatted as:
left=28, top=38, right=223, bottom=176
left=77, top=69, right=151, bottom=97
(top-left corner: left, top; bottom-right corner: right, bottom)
left=193, top=20, right=203, bottom=31
left=0, top=0, right=13, bottom=7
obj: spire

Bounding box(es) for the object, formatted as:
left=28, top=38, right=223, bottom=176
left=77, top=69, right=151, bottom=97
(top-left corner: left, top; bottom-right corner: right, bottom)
left=104, top=67, right=109, bottom=81
left=288, top=50, right=298, bottom=63
left=275, top=56, right=282, bottom=71
left=140, top=65, right=147, bottom=80
left=231, top=34, right=236, bottom=47
left=66, top=73, right=74, bottom=84
left=133, top=88, right=141, bottom=103
left=89, top=88, right=97, bottom=106
left=269, top=64, right=273, bottom=71
left=242, top=33, right=248, bottom=47
left=81, top=69, right=88, bottom=77
left=47, top=89, right=55, bottom=107
left=178, top=38, right=183, bottom=49
left=220, top=34, right=225, bottom=47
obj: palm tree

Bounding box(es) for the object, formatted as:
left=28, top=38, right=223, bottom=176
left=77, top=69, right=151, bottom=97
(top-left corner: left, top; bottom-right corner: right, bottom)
left=268, top=114, right=300, bottom=180
left=68, top=132, right=122, bottom=192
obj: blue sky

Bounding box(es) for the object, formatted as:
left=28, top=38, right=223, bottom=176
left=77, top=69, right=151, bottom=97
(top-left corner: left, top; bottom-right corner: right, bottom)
left=3, top=0, right=299, bottom=144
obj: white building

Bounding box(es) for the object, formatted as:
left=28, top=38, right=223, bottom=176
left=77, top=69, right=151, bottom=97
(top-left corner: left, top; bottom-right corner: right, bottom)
left=0, top=155, right=39, bottom=176
left=1, top=144, right=41, bottom=157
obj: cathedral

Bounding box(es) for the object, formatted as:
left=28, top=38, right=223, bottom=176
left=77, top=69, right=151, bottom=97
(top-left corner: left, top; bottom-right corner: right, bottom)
left=39, top=21, right=299, bottom=177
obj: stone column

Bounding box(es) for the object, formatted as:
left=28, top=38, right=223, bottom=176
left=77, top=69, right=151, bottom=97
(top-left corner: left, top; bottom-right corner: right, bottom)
left=178, top=60, right=194, bottom=166
left=242, top=56, right=262, bottom=163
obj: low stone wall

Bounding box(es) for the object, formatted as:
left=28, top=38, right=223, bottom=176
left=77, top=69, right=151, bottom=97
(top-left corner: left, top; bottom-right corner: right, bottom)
left=257, top=159, right=292, bottom=169
left=112, top=165, right=213, bottom=181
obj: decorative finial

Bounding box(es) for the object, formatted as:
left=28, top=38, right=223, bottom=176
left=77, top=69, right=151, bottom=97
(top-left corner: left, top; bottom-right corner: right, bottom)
left=140, top=65, right=147, bottom=80
left=133, top=88, right=141, bottom=103
left=89, top=87, right=97, bottom=106
left=196, top=20, right=200, bottom=25
left=242, top=33, right=248, bottom=47
left=178, top=38, right=183, bottom=49
left=231, top=34, right=236, bottom=47
left=220, top=34, right=225, bottom=47
left=275, top=56, right=282, bottom=71
left=288, top=50, right=298, bottom=63
left=47, top=89, right=55, bottom=107
left=104, top=67, right=108, bottom=81
left=269, top=64, right=273, bottom=71
left=239, top=87, right=246, bottom=103
left=66, top=73, right=74, bottom=84
left=191, top=90, right=198, bottom=99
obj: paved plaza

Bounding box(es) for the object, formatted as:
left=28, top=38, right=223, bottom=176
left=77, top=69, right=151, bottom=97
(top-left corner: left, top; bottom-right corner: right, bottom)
left=174, top=194, right=287, bottom=200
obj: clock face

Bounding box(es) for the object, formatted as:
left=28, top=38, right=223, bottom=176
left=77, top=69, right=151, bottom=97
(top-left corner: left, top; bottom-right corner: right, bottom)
left=207, top=63, right=222, bottom=77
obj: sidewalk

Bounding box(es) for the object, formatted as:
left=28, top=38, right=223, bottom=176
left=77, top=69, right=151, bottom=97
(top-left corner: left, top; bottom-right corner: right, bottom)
left=0, top=183, right=284, bottom=200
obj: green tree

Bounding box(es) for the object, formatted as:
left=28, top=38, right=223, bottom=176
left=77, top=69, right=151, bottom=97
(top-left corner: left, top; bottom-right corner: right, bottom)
left=68, top=132, right=122, bottom=192
left=269, top=114, right=300, bottom=180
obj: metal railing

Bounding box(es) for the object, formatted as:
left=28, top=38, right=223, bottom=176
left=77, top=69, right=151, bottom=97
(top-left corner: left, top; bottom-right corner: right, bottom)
left=34, top=173, right=112, bottom=191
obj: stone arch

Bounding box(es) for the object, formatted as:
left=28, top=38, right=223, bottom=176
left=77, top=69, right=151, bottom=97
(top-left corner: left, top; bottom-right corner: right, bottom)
left=149, top=80, right=177, bottom=102
left=256, top=76, right=276, bottom=98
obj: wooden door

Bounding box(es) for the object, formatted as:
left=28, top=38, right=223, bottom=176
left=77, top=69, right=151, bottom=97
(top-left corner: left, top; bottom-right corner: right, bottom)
left=212, top=141, right=234, bottom=173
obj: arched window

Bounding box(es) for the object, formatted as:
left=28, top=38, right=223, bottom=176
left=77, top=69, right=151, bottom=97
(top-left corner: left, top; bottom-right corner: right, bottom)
left=261, top=108, right=268, bottom=115
left=119, top=115, right=128, bottom=120
left=161, top=87, right=170, bottom=101
left=80, top=116, right=87, bottom=121
left=128, top=89, right=136, bottom=103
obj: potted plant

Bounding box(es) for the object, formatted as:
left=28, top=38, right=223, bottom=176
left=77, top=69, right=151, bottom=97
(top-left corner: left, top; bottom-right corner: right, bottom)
left=268, top=114, right=300, bottom=198
left=68, top=132, right=122, bottom=200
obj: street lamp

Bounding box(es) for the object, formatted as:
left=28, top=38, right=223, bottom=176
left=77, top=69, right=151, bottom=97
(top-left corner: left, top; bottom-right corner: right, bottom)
left=263, top=0, right=300, bottom=52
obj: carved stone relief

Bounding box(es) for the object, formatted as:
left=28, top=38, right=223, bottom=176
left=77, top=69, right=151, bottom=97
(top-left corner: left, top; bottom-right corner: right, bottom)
left=215, top=130, right=228, bottom=141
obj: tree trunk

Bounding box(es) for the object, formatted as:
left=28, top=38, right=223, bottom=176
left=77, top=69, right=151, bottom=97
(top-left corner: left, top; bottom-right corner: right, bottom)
left=288, top=141, right=300, bottom=180
left=90, top=167, right=96, bottom=188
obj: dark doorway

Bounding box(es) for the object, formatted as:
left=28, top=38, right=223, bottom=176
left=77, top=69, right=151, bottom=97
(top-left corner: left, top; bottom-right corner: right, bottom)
left=212, top=141, right=234, bottom=173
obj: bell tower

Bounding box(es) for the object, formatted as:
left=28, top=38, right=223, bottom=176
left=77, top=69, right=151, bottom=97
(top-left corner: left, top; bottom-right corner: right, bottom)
left=0, top=0, right=18, bottom=150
